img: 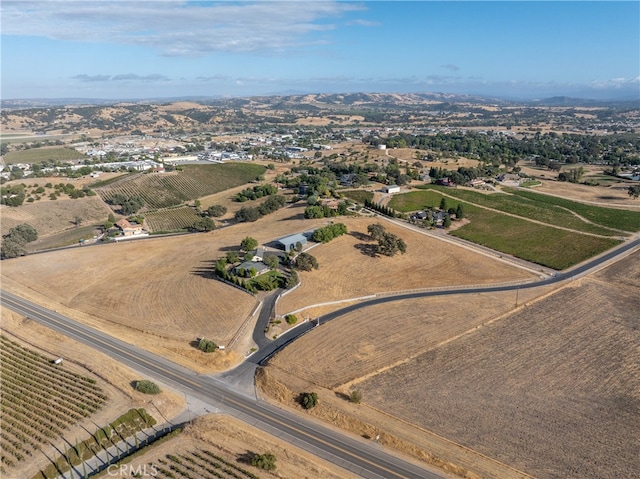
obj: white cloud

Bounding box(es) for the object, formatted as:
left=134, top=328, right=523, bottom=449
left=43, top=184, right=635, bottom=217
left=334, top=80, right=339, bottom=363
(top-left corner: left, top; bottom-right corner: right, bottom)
left=347, top=19, right=380, bottom=27
left=1, top=1, right=363, bottom=56
left=71, top=73, right=170, bottom=82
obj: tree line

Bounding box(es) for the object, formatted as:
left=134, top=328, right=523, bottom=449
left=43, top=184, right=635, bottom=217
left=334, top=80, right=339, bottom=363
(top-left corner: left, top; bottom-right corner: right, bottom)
left=365, top=130, right=640, bottom=167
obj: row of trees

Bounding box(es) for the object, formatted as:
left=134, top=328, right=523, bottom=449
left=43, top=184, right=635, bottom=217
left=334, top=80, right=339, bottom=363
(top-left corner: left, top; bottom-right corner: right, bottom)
left=235, top=183, right=277, bottom=202
left=235, top=195, right=286, bottom=222
left=363, top=198, right=397, bottom=218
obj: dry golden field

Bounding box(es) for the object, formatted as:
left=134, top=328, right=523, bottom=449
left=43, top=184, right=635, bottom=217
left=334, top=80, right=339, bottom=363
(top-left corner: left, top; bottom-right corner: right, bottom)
left=263, top=252, right=639, bottom=478
left=353, top=252, right=640, bottom=479
left=277, top=216, right=537, bottom=317
left=0, top=203, right=332, bottom=367
left=271, top=287, right=550, bottom=389
left=0, top=196, right=113, bottom=238
left=518, top=163, right=640, bottom=208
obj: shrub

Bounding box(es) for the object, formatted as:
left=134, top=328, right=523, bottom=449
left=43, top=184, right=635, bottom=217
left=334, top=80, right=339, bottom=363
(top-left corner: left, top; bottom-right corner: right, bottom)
left=135, top=380, right=160, bottom=394
left=198, top=338, right=217, bottom=353
left=294, top=252, right=318, bottom=271
left=285, top=314, right=298, bottom=325
left=300, top=392, right=318, bottom=409
left=207, top=204, right=227, bottom=217
left=349, top=389, right=363, bottom=404
left=251, top=453, right=276, bottom=471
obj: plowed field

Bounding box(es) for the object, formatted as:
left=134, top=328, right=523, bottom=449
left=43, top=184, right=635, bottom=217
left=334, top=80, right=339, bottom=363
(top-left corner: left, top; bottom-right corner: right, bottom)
left=356, top=251, right=640, bottom=479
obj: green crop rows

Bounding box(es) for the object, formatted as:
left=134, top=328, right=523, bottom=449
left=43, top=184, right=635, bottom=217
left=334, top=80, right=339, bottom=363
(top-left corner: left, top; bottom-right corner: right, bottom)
left=144, top=207, right=203, bottom=233
left=154, top=448, right=261, bottom=479
left=96, top=163, right=266, bottom=209
left=388, top=187, right=625, bottom=270
left=0, top=335, right=107, bottom=473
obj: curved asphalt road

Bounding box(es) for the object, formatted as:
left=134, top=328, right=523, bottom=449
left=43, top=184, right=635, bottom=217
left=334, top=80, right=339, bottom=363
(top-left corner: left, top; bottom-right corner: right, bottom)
left=2, top=236, right=638, bottom=478
left=251, top=237, right=640, bottom=365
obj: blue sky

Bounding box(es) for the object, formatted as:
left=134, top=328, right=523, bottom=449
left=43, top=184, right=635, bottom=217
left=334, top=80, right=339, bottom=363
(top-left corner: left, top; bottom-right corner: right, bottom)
left=2, top=1, right=639, bottom=100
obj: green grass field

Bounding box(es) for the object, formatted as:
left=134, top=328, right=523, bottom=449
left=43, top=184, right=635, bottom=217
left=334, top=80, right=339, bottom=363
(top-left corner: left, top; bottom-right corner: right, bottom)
left=388, top=189, right=462, bottom=212
left=388, top=188, right=625, bottom=269
left=450, top=205, right=621, bottom=270
left=2, top=147, right=86, bottom=164
left=341, top=189, right=374, bottom=204
left=416, top=185, right=623, bottom=236
left=504, top=187, right=640, bottom=232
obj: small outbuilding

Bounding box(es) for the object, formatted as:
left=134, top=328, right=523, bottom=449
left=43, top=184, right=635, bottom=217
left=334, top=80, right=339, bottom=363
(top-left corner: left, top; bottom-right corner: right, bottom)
left=277, top=233, right=308, bottom=252
left=384, top=185, right=400, bottom=194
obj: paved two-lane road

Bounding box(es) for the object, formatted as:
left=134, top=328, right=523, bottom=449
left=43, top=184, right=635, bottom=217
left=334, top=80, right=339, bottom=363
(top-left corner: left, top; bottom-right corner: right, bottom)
left=2, top=236, right=638, bottom=478
left=1, top=291, right=444, bottom=479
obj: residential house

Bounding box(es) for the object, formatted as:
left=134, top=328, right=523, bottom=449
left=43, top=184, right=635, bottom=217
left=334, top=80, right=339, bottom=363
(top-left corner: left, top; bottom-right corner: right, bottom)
left=115, top=219, right=145, bottom=236
left=233, top=261, right=270, bottom=277
left=340, top=173, right=356, bottom=186
left=249, top=247, right=265, bottom=262
left=468, top=179, right=486, bottom=187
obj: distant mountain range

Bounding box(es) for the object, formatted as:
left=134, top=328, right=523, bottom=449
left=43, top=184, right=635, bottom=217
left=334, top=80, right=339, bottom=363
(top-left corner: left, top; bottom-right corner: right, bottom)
left=2, top=92, right=638, bottom=111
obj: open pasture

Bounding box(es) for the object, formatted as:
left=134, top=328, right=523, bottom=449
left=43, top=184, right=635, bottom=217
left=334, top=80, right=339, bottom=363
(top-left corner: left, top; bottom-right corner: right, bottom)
left=450, top=206, right=621, bottom=270
left=271, top=288, right=545, bottom=389
left=420, top=185, right=626, bottom=236
left=2, top=146, right=86, bottom=164
left=388, top=189, right=455, bottom=213
left=0, top=204, right=333, bottom=363
left=0, top=234, right=257, bottom=346
left=504, top=187, right=640, bottom=232
left=357, top=252, right=640, bottom=479
left=277, top=216, right=536, bottom=316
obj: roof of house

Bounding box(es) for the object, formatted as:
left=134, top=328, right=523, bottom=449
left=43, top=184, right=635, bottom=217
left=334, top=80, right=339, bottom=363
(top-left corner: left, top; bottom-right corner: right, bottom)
left=116, top=219, right=143, bottom=229
left=235, top=261, right=269, bottom=272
